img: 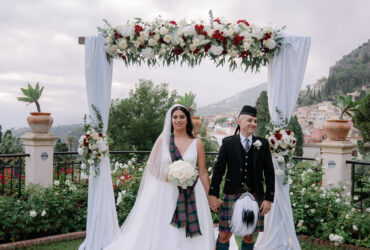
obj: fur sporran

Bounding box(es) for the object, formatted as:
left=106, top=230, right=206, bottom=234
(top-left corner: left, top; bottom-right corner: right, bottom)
left=230, top=192, right=259, bottom=236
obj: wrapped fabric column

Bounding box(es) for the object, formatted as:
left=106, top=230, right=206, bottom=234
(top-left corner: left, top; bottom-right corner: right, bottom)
left=255, top=33, right=311, bottom=250
left=79, top=34, right=119, bottom=250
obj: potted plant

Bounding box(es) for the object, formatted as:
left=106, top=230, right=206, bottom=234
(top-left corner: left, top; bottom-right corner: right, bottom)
left=17, top=82, right=53, bottom=134
left=176, top=91, right=202, bottom=135
left=324, top=95, right=359, bottom=141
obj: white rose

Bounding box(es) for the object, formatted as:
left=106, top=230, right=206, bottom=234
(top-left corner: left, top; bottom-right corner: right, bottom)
left=209, top=45, right=223, bottom=56
left=163, top=34, right=172, bottom=43
left=134, top=40, right=141, bottom=48
left=304, top=204, right=309, bottom=208
left=142, top=47, right=154, bottom=58
left=159, top=27, right=168, bottom=35
left=189, top=44, right=197, bottom=52
left=148, top=38, right=157, bottom=46
left=121, top=190, right=127, bottom=196
left=182, top=25, right=196, bottom=36
left=41, top=210, right=46, bottom=217
left=310, top=209, right=315, bottom=213
left=229, top=50, right=238, bottom=58
left=119, top=24, right=135, bottom=37
left=105, top=45, right=118, bottom=57
left=263, top=39, right=276, bottom=50
left=78, top=148, right=84, bottom=156
left=353, top=225, right=358, bottom=231
left=80, top=163, right=86, bottom=170
left=54, top=180, right=60, bottom=186
left=90, top=169, right=96, bottom=177
left=65, top=180, right=71, bottom=186
left=116, top=194, right=122, bottom=206
left=29, top=210, right=37, bottom=217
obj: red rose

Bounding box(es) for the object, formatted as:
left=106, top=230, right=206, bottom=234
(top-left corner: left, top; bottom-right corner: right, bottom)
left=173, top=48, right=184, bottom=55
left=134, top=25, right=143, bottom=36
left=149, top=32, right=155, bottom=37
left=231, top=34, right=244, bottom=46
left=99, top=133, right=103, bottom=137
left=213, top=18, right=221, bottom=24
left=83, top=139, right=88, bottom=147
left=118, top=53, right=126, bottom=61
left=270, top=139, right=275, bottom=145
left=195, top=24, right=204, bottom=35
left=239, top=51, right=249, bottom=58
left=293, top=140, right=296, bottom=144
left=170, top=21, right=177, bottom=25
left=263, top=32, right=271, bottom=40
left=286, top=130, right=291, bottom=135
left=274, top=132, right=282, bottom=140
left=237, top=20, right=249, bottom=26
left=193, top=48, right=201, bottom=54
left=204, top=43, right=211, bottom=52
left=114, top=30, right=123, bottom=39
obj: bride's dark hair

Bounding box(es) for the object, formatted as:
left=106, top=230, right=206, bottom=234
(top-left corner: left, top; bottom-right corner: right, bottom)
left=171, top=106, right=195, bottom=138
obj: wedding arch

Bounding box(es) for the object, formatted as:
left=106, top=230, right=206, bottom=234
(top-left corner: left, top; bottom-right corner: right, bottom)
left=78, top=16, right=311, bottom=250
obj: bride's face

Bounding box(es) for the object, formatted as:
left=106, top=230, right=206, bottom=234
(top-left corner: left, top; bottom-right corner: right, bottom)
left=172, top=110, right=187, bottom=131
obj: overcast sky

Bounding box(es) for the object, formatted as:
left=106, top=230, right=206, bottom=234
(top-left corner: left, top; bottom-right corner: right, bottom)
left=1, top=0, right=369, bottom=130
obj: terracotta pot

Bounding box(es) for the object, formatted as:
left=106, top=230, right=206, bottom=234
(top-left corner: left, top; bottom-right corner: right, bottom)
left=191, top=116, right=202, bottom=135
left=323, top=120, right=350, bottom=141
left=27, top=112, right=53, bottom=133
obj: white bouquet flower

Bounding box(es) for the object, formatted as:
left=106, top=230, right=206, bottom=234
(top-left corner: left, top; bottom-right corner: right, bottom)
left=168, top=160, right=197, bottom=189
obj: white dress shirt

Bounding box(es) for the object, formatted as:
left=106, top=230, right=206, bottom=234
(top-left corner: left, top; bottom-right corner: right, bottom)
left=240, top=133, right=253, bottom=151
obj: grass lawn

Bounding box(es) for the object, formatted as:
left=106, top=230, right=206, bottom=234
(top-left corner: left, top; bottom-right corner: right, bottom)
left=19, top=238, right=340, bottom=249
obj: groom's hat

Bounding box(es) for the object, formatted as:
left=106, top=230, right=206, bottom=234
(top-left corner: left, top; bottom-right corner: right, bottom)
left=239, top=105, right=257, bottom=117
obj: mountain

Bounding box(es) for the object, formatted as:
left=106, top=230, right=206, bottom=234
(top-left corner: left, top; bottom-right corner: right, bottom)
left=14, top=124, right=84, bottom=150
left=197, top=82, right=267, bottom=116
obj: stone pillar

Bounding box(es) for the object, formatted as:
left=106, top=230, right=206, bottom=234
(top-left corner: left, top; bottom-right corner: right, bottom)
left=319, top=140, right=355, bottom=189
left=22, top=133, right=58, bottom=188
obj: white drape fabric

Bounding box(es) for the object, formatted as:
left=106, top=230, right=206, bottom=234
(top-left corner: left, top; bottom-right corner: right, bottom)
left=255, top=33, right=310, bottom=250
left=79, top=34, right=119, bottom=250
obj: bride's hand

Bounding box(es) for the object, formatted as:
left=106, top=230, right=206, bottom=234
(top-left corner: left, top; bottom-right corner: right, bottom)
left=208, top=195, right=222, bottom=212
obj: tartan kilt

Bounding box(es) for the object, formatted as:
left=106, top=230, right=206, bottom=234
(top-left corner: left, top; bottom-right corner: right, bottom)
left=219, top=191, right=264, bottom=233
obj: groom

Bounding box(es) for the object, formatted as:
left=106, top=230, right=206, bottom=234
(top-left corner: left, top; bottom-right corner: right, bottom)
left=208, top=105, right=275, bottom=250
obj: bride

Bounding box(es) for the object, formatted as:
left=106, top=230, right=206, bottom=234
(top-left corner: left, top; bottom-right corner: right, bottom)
left=105, top=104, right=215, bottom=250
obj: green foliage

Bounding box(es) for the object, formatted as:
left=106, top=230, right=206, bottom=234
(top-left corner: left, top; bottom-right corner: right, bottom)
left=352, top=93, right=370, bottom=145
left=54, top=138, right=71, bottom=163
left=332, top=95, right=359, bottom=120
left=0, top=182, right=87, bottom=243
left=108, top=79, right=177, bottom=150
left=214, top=117, right=227, bottom=124
left=199, top=122, right=219, bottom=153
left=287, top=116, right=304, bottom=156
left=17, top=82, right=44, bottom=112
left=176, top=91, right=197, bottom=116
left=0, top=126, right=23, bottom=154
left=290, top=161, right=370, bottom=247
left=256, top=90, right=271, bottom=138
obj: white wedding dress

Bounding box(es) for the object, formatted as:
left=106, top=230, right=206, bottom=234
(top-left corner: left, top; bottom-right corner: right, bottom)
left=105, top=109, right=215, bottom=249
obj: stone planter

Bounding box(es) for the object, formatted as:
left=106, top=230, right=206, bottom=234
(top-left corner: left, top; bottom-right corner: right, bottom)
left=191, top=116, right=202, bottom=135
left=27, top=112, right=53, bottom=133
left=323, top=119, right=350, bottom=141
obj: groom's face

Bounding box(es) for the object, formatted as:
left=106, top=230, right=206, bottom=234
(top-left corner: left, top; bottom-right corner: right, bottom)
left=238, top=114, right=257, bottom=136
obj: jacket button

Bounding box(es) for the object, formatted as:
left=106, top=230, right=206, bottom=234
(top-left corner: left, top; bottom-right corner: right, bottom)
left=240, top=168, right=242, bottom=171
left=245, top=156, right=248, bottom=159
left=245, top=162, right=248, bottom=166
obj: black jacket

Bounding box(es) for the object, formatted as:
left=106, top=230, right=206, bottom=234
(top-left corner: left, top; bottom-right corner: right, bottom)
left=209, top=134, right=275, bottom=202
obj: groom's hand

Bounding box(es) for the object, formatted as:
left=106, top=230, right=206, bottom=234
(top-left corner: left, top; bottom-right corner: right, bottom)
left=208, top=195, right=222, bottom=212
left=260, top=200, right=272, bottom=215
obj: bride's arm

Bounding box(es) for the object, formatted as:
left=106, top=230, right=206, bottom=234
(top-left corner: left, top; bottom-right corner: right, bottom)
left=196, top=138, right=210, bottom=194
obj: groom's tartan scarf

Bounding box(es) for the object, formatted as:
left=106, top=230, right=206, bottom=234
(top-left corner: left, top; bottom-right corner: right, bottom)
left=169, top=133, right=202, bottom=238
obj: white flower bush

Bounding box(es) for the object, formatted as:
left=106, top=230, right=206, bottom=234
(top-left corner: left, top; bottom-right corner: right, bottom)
left=167, top=160, right=197, bottom=189
left=29, top=210, right=37, bottom=217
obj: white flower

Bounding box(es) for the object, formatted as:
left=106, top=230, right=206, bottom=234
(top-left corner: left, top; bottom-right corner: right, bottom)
left=128, top=160, right=133, bottom=166
left=105, top=45, right=118, bottom=57
left=353, top=225, right=358, bottom=231
left=189, top=44, right=197, bottom=52
left=290, top=192, right=293, bottom=196
left=159, top=27, right=168, bottom=35
left=116, top=194, right=123, bottom=206
left=209, top=45, right=223, bottom=56
left=310, top=209, right=315, bottom=214
left=354, top=196, right=359, bottom=201
left=263, top=39, right=276, bottom=49
left=366, top=207, right=370, bottom=212
left=65, top=180, right=71, bottom=186
left=288, top=178, right=293, bottom=185
left=41, top=210, right=46, bottom=217
left=142, top=47, right=154, bottom=58
left=138, top=167, right=143, bottom=171
left=304, top=204, right=309, bottom=209
left=182, top=25, right=196, bottom=36
left=335, top=198, right=341, bottom=203
left=275, top=169, right=284, bottom=176
left=29, top=210, right=37, bottom=217
left=80, top=163, right=86, bottom=170
left=163, top=34, right=172, bottom=43
left=90, top=169, right=96, bottom=177
left=277, top=155, right=285, bottom=163
left=81, top=172, right=88, bottom=180
left=208, top=167, right=212, bottom=172
left=78, top=148, right=84, bottom=156
left=54, top=180, right=60, bottom=186
left=121, top=190, right=127, bottom=196
left=69, top=185, right=77, bottom=191
left=119, top=24, right=135, bottom=37
left=88, top=159, right=94, bottom=165
left=253, top=140, right=262, bottom=150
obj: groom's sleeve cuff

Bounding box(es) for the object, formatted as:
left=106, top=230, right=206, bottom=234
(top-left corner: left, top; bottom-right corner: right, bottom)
left=208, top=186, right=219, bottom=197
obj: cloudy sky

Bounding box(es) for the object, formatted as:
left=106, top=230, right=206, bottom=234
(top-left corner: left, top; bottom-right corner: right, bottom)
left=1, top=0, right=369, bottom=130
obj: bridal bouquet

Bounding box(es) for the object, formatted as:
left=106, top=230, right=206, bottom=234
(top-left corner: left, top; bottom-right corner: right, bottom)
left=168, top=160, right=197, bottom=189
left=78, top=105, right=109, bottom=177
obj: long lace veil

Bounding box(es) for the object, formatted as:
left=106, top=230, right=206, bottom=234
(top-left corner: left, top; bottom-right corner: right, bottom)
left=113, top=104, right=185, bottom=236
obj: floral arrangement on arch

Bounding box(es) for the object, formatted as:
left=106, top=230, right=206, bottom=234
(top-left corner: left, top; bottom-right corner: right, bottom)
left=98, top=11, right=284, bottom=72
left=78, top=105, right=109, bottom=178
left=267, top=127, right=297, bottom=184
